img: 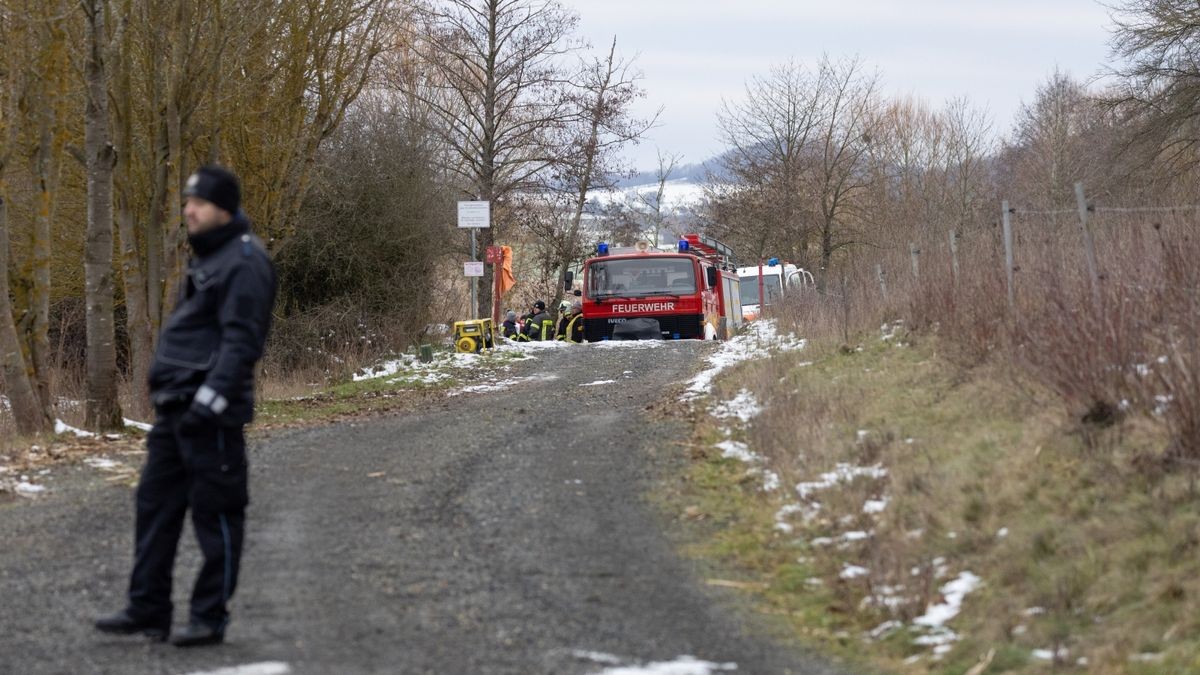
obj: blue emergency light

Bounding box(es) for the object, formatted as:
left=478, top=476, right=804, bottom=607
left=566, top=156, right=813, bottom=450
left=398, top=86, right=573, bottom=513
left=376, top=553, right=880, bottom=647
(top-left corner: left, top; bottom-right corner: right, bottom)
left=597, top=242, right=609, bottom=256
left=677, top=239, right=689, bottom=253
left=768, top=257, right=780, bottom=266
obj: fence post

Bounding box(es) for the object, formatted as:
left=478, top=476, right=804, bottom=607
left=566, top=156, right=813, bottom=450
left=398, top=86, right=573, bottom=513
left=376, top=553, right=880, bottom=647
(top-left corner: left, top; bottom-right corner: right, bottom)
left=876, top=264, right=888, bottom=301
left=1002, top=200, right=1015, bottom=310
left=949, top=229, right=960, bottom=285
left=1073, top=182, right=1102, bottom=309
left=909, top=242, right=920, bottom=280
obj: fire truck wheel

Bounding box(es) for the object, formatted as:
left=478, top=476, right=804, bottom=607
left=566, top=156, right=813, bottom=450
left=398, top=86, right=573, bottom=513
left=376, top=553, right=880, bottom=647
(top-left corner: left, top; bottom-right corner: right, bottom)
left=456, top=336, right=478, bottom=353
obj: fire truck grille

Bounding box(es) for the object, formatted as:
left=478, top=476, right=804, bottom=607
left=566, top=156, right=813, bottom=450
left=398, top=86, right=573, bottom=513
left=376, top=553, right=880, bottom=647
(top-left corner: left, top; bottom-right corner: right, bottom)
left=584, top=314, right=705, bottom=341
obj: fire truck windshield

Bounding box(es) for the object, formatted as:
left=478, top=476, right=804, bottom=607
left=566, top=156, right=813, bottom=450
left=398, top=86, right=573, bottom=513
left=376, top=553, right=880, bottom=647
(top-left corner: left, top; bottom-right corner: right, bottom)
left=739, top=275, right=783, bottom=305
left=588, top=257, right=698, bottom=298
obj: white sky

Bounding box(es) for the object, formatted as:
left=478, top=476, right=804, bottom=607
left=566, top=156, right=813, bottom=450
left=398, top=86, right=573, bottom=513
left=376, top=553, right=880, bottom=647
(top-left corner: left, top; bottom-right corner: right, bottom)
left=566, top=0, right=1119, bottom=171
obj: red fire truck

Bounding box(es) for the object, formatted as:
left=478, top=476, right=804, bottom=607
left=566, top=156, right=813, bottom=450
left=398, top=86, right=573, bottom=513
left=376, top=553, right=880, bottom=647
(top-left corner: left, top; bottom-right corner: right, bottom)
left=574, top=234, right=743, bottom=341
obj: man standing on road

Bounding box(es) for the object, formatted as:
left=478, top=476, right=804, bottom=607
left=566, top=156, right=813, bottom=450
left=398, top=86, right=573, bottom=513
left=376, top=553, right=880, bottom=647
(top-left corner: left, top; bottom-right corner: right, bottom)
left=95, top=166, right=277, bottom=647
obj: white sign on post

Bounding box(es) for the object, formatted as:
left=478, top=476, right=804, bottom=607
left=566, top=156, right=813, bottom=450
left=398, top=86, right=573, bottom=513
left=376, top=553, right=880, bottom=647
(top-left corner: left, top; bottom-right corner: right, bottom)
left=464, top=262, right=485, bottom=277
left=457, top=201, right=490, bottom=228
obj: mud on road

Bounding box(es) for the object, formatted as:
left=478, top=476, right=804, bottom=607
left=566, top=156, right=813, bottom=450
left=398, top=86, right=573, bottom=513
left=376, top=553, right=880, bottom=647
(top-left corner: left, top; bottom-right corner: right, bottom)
left=0, top=341, right=842, bottom=675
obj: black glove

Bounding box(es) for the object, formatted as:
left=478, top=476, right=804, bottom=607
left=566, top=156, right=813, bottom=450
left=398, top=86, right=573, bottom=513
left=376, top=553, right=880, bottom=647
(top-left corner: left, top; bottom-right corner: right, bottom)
left=178, top=401, right=216, bottom=436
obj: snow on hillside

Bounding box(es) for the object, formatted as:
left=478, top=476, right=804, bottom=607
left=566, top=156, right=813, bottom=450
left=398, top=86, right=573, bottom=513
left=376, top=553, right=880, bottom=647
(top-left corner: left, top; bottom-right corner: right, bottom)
left=587, top=178, right=708, bottom=211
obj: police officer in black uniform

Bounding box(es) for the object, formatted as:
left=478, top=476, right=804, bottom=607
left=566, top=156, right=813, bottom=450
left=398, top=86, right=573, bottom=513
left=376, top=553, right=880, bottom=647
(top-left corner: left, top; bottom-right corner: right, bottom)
left=95, top=166, right=277, bottom=647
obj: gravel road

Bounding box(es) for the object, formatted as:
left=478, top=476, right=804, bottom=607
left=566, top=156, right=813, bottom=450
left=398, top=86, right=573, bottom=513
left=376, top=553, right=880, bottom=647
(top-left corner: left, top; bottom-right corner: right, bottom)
left=0, top=341, right=843, bottom=675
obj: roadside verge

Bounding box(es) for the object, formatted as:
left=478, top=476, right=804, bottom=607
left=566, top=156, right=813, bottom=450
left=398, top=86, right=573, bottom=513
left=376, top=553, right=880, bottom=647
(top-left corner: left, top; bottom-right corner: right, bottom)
left=669, top=322, right=1200, bottom=674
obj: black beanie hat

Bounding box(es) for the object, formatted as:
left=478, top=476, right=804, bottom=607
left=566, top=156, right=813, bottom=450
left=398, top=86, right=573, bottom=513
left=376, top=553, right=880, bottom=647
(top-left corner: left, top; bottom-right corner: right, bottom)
left=534, top=300, right=546, bottom=311
left=183, top=165, right=241, bottom=214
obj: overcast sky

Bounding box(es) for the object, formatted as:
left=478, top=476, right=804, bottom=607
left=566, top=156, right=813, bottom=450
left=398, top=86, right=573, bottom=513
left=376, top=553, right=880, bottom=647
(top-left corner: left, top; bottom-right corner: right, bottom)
left=566, top=0, right=1119, bottom=172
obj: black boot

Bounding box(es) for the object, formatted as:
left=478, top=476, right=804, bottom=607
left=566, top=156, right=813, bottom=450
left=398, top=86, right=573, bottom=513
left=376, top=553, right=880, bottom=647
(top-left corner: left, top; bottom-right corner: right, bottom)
left=169, top=620, right=225, bottom=647
left=94, top=609, right=170, bottom=641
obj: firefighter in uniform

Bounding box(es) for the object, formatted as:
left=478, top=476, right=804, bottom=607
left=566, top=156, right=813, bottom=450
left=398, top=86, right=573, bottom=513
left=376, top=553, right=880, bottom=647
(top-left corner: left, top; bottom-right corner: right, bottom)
left=501, top=310, right=520, bottom=339
left=95, top=166, right=277, bottom=647
left=559, top=299, right=583, bottom=341
left=556, top=300, right=585, bottom=343
left=523, top=300, right=552, bottom=341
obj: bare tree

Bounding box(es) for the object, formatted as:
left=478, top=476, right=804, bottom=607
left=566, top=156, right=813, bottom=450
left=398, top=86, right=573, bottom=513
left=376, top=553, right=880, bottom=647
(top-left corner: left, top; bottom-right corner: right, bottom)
left=21, top=0, right=72, bottom=425
left=1005, top=71, right=1101, bottom=210
left=1109, top=0, right=1200, bottom=174
left=942, top=97, right=993, bottom=231
left=804, top=56, right=882, bottom=288
left=635, top=149, right=679, bottom=247
left=407, top=0, right=581, bottom=317
left=0, top=17, right=49, bottom=434
left=81, top=0, right=123, bottom=430
left=715, top=60, right=823, bottom=264
left=541, top=37, right=655, bottom=315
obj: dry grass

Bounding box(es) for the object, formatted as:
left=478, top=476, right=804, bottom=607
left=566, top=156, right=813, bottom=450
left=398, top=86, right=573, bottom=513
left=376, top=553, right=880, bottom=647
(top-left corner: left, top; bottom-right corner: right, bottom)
left=687, top=332, right=1200, bottom=672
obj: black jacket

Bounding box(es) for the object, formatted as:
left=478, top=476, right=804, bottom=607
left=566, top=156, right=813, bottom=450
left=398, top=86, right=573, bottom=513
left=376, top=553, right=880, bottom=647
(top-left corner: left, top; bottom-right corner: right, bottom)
left=148, top=212, right=277, bottom=425
left=524, top=310, right=551, bottom=340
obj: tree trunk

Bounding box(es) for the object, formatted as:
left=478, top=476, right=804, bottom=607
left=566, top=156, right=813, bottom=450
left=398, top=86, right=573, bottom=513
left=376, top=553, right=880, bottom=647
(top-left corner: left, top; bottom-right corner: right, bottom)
left=83, top=0, right=123, bottom=431
left=0, top=194, right=48, bottom=435
left=114, top=31, right=153, bottom=417
left=29, top=115, right=58, bottom=427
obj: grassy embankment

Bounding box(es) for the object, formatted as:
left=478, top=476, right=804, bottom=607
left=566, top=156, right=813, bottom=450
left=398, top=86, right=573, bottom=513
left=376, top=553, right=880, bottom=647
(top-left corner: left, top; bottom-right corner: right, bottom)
left=672, top=327, right=1200, bottom=674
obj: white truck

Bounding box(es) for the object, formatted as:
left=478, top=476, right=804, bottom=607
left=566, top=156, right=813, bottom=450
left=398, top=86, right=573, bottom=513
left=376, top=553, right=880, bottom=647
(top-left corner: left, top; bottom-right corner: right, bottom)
left=736, top=259, right=814, bottom=320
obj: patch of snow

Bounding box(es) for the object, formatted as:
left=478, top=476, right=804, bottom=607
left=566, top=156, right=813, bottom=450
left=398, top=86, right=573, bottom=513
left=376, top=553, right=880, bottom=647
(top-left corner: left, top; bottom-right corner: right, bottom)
left=809, top=537, right=834, bottom=547
left=1154, top=394, right=1174, bottom=416
left=861, top=585, right=911, bottom=611
left=681, top=320, right=804, bottom=401
left=913, top=630, right=958, bottom=647
left=353, top=349, right=492, bottom=382
left=840, top=564, right=870, bottom=580
left=54, top=420, right=94, bottom=438
left=595, top=656, right=737, bottom=674
left=449, top=374, right=559, bottom=396
left=580, top=379, right=616, bottom=387
left=714, top=440, right=759, bottom=463
left=1128, top=652, right=1163, bottom=663
left=1032, top=647, right=1069, bottom=662
left=84, top=457, right=119, bottom=470
left=571, top=650, right=624, bottom=666
left=868, top=620, right=903, bottom=640
left=1022, top=606, right=1046, bottom=617
left=795, top=463, right=888, bottom=499
left=841, top=530, right=871, bottom=543
left=996, top=527, right=1009, bottom=538
left=711, top=390, right=762, bottom=423
left=863, top=498, right=889, bottom=514
left=123, top=418, right=152, bottom=431
left=16, top=482, right=46, bottom=495
left=761, top=470, right=780, bottom=492
left=913, top=571, right=982, bottom=629
left=182, top=662, right=292, bottom=675
left=389, top=371, right=451, bottom=386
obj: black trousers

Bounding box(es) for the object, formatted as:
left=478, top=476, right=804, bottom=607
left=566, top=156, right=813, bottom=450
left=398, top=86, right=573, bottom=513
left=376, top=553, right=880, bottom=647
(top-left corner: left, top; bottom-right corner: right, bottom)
left=126, top=409, right=249, bottom=629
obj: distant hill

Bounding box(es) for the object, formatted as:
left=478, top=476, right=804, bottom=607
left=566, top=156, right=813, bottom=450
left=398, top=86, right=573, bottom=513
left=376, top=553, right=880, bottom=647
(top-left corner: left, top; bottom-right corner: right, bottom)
left=615, top=153, right=731, bottom=188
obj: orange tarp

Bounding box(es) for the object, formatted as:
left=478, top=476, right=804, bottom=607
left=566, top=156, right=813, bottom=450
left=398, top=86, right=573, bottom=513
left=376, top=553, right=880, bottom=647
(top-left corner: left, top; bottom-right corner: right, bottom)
left=499, top=245, right=516, bottom=295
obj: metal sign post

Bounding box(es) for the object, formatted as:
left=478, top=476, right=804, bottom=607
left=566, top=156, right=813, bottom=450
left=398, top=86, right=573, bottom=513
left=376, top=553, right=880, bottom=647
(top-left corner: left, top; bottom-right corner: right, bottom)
left=457, top=201, right=490, bottom=319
